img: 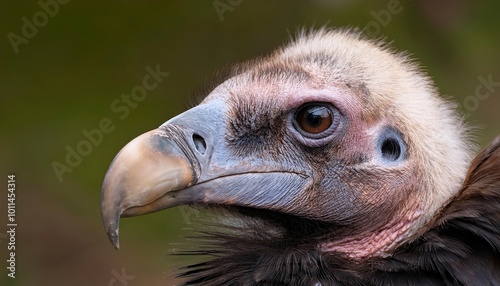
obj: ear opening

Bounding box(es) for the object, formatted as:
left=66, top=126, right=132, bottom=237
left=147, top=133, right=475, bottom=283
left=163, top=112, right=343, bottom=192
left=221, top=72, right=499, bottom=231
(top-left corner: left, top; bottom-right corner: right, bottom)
left=378, top=127, right=406, bottom=163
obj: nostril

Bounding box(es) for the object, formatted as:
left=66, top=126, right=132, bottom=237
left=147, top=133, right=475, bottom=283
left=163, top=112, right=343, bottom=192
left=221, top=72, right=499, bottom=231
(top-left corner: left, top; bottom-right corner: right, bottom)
left=192, top=134, right=206, bottom=155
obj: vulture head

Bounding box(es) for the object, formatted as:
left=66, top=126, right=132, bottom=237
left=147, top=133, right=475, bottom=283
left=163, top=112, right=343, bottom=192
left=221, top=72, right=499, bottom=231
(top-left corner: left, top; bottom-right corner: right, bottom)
left=101, top=29, right=500, bottom=285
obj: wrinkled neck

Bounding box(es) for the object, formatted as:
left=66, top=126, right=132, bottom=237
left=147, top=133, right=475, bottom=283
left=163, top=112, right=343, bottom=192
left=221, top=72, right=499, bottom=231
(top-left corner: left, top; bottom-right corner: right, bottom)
left=320, top=208, right=423, bottom=259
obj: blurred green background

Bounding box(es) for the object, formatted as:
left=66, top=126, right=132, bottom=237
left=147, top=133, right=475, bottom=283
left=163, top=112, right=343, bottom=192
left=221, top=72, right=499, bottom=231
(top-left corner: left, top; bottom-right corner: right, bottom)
left=1, top=0, right=499, bottom=285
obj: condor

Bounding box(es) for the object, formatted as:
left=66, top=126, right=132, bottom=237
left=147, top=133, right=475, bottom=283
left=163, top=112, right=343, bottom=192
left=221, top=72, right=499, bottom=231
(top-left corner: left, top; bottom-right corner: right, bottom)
left=101, top=29, right=500, bottom=285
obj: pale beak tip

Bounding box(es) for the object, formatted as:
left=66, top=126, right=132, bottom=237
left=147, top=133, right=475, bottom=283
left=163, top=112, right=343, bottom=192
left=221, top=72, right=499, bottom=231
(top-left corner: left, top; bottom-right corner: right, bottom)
left=104, top=220, right=121, bottom=250
left=111, top=233, right=120, bottom=250
left=101, top=201, right=122, bottom=249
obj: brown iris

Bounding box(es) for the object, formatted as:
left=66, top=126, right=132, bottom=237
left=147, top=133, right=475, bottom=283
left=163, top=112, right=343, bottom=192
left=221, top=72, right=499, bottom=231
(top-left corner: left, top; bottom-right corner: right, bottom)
left=296, top=105, right=333, bottom=135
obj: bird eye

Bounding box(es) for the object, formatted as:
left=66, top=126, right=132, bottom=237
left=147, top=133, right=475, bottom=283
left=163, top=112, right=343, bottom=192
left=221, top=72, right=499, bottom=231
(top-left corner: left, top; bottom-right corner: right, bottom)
left=295, top=104, right=334, bottom=135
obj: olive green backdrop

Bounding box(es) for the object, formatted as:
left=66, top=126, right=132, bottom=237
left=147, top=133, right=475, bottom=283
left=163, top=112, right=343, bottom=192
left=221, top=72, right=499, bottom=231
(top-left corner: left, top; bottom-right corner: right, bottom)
left=1, top=1, right=499, bottom=285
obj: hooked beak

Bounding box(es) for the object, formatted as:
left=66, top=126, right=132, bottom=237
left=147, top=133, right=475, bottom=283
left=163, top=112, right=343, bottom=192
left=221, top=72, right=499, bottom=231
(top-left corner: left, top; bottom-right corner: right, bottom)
left=101, top=126, right=200, bottom=249
left=101, top=101, right=310, bottom=249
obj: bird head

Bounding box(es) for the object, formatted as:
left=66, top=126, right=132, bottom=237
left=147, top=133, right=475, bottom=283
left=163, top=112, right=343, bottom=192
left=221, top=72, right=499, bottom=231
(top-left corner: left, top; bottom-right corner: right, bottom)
left=101, top=29, right=473, bottom=258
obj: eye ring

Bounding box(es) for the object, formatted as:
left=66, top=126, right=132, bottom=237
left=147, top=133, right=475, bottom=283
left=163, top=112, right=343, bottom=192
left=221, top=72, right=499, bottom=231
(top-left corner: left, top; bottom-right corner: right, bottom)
left=292, top=103, right=341, bottom=140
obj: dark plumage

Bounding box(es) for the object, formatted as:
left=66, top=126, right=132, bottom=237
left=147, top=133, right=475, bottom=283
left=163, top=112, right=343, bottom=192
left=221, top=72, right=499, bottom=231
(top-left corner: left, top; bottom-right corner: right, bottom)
left=101, top=29, right=500, bottom=285
left=175, top=137, right=500, bottom=285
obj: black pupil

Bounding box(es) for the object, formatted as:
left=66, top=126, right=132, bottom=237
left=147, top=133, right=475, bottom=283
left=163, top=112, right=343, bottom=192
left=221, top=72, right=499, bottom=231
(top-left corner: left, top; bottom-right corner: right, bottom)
left=306, top=106, right=328, bottom=127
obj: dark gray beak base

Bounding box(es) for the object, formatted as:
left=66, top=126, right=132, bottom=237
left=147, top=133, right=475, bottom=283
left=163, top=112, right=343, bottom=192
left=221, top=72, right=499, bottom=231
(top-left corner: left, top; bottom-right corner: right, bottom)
left=101, top=101, right=310, bottom=249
